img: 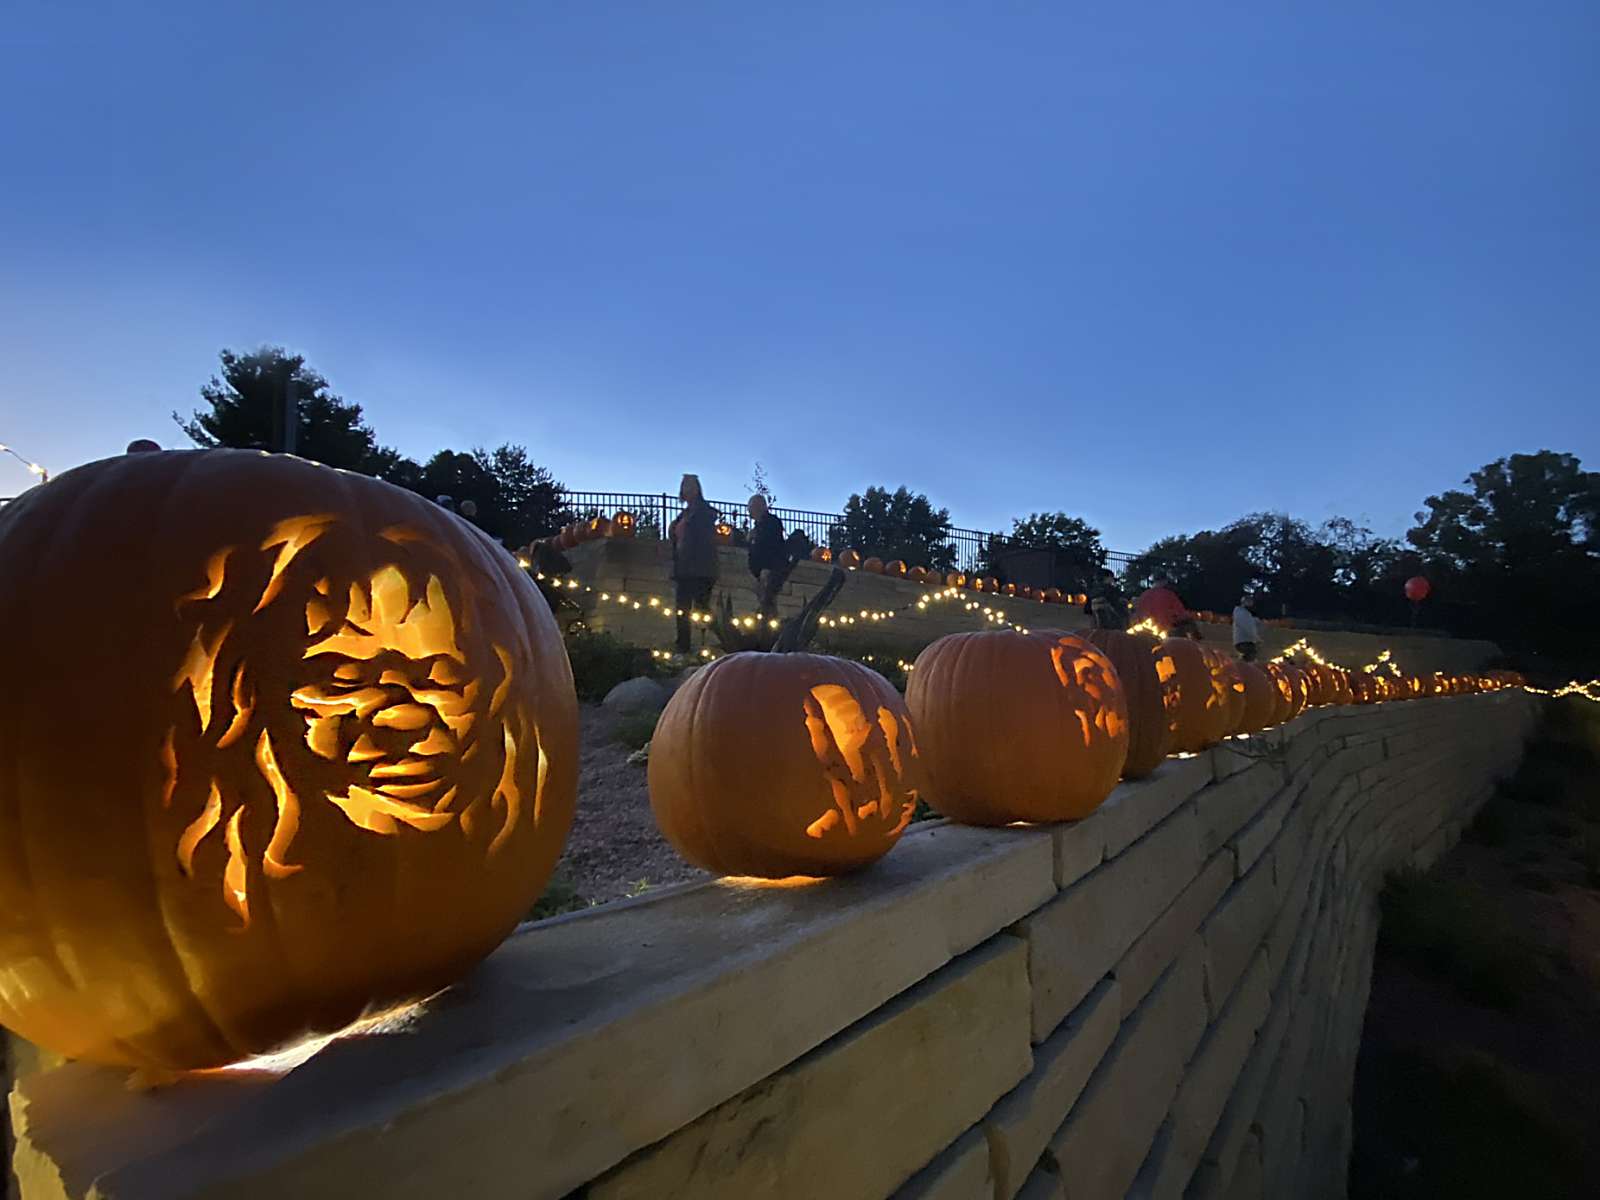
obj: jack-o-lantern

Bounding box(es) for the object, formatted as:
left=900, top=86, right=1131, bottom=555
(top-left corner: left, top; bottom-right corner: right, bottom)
left=909, top=565, right=931, bottom=584
left=610, top=510, right=637, bottom=538
left=946, top=571, right=966, bottom=588
left=1235, top=663, right=1277, bottom=733
left=811, top=546, right=833, bottom=564
left=1003, top=583, right=1018, bottom=597
left=907, top=631, right=1129, bottom=823
left=714, top=521, right=734, bottom=545
left=1079, top=629, right=1176, bottom=778
left=1163, top=638, right=1228, bottom=751
left=863, top=556, right=885, bottom=574
left=585, top=515, right=611, bottom=540
left=649, top=653, right=920, bottom=877
left=1266, top=661, right=1310, bottom=719
left=1043, top=587, right=1063, bottom=604
left=1348, top=671, right=1376, bottom=705
left=839, top=549, right=863, bottom=570
left=557, top=525, right=579, bottom=550
left=983, top=576, right=1000, bottom=593
left=970, top=576, right=988, bottom=592
left=1202, top=646, right=1248, bottom=735
left=0, top=450, right=578, bottom=1071
left=883, top=560, right=907, bottom=578
left=1019, top=585, right=1035, bottom=599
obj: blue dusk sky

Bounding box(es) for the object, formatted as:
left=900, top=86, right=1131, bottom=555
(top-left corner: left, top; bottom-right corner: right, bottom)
left=2, top=2, right=1596, bottom=552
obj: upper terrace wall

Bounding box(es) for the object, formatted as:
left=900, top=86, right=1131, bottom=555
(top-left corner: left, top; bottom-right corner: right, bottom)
left=564, top=538, right=1502, bottom=673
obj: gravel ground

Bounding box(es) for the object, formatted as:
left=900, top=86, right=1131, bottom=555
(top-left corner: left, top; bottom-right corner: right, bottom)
left=543, top=704, right=708, bottom=910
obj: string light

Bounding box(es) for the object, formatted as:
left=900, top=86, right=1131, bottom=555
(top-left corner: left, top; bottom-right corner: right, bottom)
left=0, top=443, right=49, bottom=484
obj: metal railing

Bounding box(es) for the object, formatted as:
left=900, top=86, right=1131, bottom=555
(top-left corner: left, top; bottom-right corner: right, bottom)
left=560, top=490, right=1134, bottom=574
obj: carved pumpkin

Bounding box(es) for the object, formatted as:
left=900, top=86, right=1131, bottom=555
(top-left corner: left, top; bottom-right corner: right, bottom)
left=839, top=549, right=863, bottom=570
left=983, top=576, right=1001, bottom=593
left=863, top=556, right=885, bottom=574
left=1202, top=646, right=1248, bottom=735
left=907, top=631, right=1129, bottom=823
left=1162, top=638, right=1228, bottom=751
left=557, top=525, right=579, bottom=550
left=649, top=653, right=920, bottom=877
left=971, top=576, right=988, bottom=592
left=1267, top=661, right=1310, bottom=719
left=946, top=571, right=967, bottom=588
left=713, top=521, right=734, bottom=544
left=609, top=510, right=637, bottom=538
left=811, top=546, right=833, bottom=563
left=0, top=450, right=579, bottom=1071
left=1043, top=587, right=1064, bottom=604
left=1078, top=630, right=1177, bottom=778
left=585, top=515, right=612, bottom=540
left=1004, top=583, right=1018, bottom=597
left=1236, top=663, right=1277, bottom=734
left=883, top=560, right=908, bottom=578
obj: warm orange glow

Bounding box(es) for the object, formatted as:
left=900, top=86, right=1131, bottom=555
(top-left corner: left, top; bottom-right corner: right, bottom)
left=208, top=998, right=433, bottom=1078
left=718, top=874, right=829, bottom=889
left=255, top=514, right=336, bottom=613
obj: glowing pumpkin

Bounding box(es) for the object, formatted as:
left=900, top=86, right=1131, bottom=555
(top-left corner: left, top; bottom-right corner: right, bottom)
left=1043, top=588, right=1064, bottom=604
left=610, top=510, right=637, bottom=538
left=1202, top=646, right=1248, bottom=735
left=714, top=521, right=734, bottom=544
left=811, top=546, right=833, bottom=564
left=863, top=556, right=885, bottom=574
left=1163, top=638, right=1228, bottom=751
left=585, top=515, right=612, bottom=540
left=839, top=549, right=863, bottom=570
left=1266, top=661, right=1310, bottom=719
left=946, top=571, right=967, bottom=588
left=883, top=560, right=908, bottom=578
left=1236, top=663, right=1277, bottom=734
left=649, top=653, right=920, bottom=877
left=1004, top=583, right=1018, bottom=597
left=907, top=631, right=1129, bottom=823
left=1079, top=629, right=1178, bottom=778
left=0, top=450, right=578, bottom=1071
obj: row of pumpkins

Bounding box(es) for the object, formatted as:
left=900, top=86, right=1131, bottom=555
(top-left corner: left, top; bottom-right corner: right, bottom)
left=0, top=454, right=1524, bottom=1073
left=650, top=630, right=1526, bottom=878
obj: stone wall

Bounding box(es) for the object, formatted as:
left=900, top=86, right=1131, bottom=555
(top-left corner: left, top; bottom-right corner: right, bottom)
left=563, top=538, right=1503, bottom=673
left=8, top=691, right=1536, bottom=1200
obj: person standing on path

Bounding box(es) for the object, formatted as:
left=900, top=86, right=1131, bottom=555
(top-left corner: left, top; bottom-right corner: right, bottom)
left=746, top=494, right=788, bottom=618
left=1132, top=577, right=1199, bottom=638
left=1233, top=594, right=1266, bottom=661
left=669, top=473, right=720, bottom=654
left=1089, top=567, right=1130, bottom=630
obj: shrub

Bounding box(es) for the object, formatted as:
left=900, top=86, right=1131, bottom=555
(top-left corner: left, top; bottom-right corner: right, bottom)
left=613, top=708, right=660, bottom=751
left=1378, top=868, right=1541, bottom=1009
left=527, top=873, right=589, bottom=922
left=565, top=630, right=659, bottom=702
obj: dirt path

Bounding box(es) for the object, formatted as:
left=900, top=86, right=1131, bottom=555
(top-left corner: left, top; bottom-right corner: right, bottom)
left=535, top=704, right=707, bottom=915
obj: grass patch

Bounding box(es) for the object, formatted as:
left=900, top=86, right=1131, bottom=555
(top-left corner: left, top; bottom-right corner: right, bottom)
left=1350, top=1050, right=1581, bottom=1199
left=613, top=708, right=660, bottom=751
left=527, top=873, right=589, bottom=922
left=1378, top=869, right=1541, bottom=1009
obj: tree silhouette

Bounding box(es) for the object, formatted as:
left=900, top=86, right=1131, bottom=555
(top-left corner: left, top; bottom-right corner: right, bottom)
left=832, top=486, right=955, bottom=571
left=175, top=347, right=381, bottom=471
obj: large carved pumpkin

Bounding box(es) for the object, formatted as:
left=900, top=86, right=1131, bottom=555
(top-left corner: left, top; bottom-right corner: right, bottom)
left=1266, top=661, right=1310, bottom=720
left=1202, top=646, right=1248, bottom=735
left=649, top=653, right=920, bottom=877
left=1078, top=629, right=1176, bottom=779
left=1235, top=663, right=1277, bottom=734
left=907, top=631, right=1129, bottom=823
left=0, top=451, right=579, bottom=1071
left=1163, top=638, right=1228, bottom=751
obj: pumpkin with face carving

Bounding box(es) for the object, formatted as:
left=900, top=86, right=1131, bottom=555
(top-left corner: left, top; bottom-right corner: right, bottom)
left=0, top=450, right=578, bottom=1071
left=907, top=631, right=1129, bottom=823
left=649, top=653, right=921, bottom=877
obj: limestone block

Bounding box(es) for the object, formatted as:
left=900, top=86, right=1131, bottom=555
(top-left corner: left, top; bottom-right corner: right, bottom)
left=983, top=979, right=1121, bottom=1200
left=1231, top=788, right=1291, bottom=879
left=1115, top=853, right=1232, bottom=1019
left=1014, top=805, right=1201, bottom=1042
left=1049, top=941, right=1207, bottom=1200
left=1200, top=857, right=1279, bottom=1017
left=1143, top=952, right=1271, bottom=1198
left=1196, top=764, right=1282, bottom=859
left=1282, top=731, right=1330, bottom=782
left=590, top=936, right=1033, bottom=1200
left=1210, top=732, right=1274, bottom=782
left=1052, top=818, right=1105, bottom=890
left=1094, top=755, right=1214, bottom=860
left=1222, top=1130, right=1264, bottom=1200
left=12, top=823, right=1053, bottom=1200
left=1193, top=975, right=1292, bottom=1196
left=894, top=1128, right=994, bottom=1200
left=1016, top=1164, right=1067, bottom=1200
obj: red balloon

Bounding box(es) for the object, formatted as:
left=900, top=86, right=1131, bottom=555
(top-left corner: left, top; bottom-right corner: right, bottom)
left=1404, top=576, right=1431, bottom=602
